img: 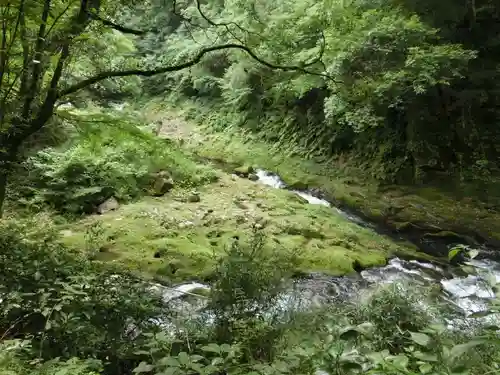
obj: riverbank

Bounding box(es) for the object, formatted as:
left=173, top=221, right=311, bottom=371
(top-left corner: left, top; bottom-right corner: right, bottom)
left=140, top=101, right=500, bottom=256
left=60, top=170, right=417, bottom=283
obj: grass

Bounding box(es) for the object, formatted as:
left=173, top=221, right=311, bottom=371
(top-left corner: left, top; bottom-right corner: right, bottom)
left=59, top=172, right=418, bottom=282
left=139, top=100, right=500, bottom=247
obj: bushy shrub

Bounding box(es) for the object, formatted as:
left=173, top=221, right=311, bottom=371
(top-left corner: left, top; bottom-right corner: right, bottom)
left=207, top=228, right=301, bottom=361
left=0, top=340, right=102, bottom=375
left=0, top=219, right=165, bottom=373
left=16, top=113, right=217, bottom=214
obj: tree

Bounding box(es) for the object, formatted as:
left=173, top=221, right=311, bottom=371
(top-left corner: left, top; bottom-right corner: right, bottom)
left=0, top=0, right=328, bottom=215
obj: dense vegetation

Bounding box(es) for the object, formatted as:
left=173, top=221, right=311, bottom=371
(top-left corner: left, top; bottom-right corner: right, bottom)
left=2, top=0, right=500, bottom=374
left=135, top=0, right=500, bottom=186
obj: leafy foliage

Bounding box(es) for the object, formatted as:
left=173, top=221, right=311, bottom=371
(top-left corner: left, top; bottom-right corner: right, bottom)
left=137, top=0, right=500, bottom=184
left=13, top=111, right=217, bottom=213
left=0, top=219, right=166, bottom=374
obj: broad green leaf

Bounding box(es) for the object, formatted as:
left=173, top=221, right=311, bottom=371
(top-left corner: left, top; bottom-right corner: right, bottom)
left=177, top=352, right=190, bottom=366
left=158, top=357, right=180, bottom=368
left=211, top=357, right=224, bottom=366
left=413, top=351, right=438, bottom=362
left=390, top=354, right=409, bottom=369
left=201, top=343, right=221, bottom=353
left=133, top=361, right=154, bottom=373
left=410, top=332, right=432, bottom=347
left=450, top=340, right=486, bottom=360
left=419, top=363, right=433, bottom=374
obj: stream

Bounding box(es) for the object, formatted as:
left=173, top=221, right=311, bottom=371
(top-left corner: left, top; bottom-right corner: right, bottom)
left=155, top=169, right=500, bottom=323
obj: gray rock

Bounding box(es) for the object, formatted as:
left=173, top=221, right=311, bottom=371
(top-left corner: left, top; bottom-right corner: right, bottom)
left=187, top=193, right=200, bottom=203
left=152, top=175, right=174, bottom=196
left=248, top=173, right=259, bottom=181
left=97, top=197, right=119, bottom=214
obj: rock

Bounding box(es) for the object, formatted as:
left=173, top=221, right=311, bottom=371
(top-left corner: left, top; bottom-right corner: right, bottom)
left=233, top=165, right=254, bottom=177
left=152, top=176, right=174, bottom=196
left=187, top=193, right=200, bottom=203
left=248, top=173, right=259, bottom=181
left=97, top=197, right=119, bottom=214
left=231, top=174, right=239, bottom=181
left=178, top=221, right=194, bottom=229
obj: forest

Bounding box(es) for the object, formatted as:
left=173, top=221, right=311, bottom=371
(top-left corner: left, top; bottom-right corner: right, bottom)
left=1, top=0, right=500, bottom=374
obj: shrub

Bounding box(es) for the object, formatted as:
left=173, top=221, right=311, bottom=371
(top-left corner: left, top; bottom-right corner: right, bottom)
left=16, top=113, right=217, bottom=214
left=0, top=219, right=165, bottom=374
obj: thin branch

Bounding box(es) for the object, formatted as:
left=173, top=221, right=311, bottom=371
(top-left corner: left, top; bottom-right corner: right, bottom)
left=45, top=2, right=73, bottom=40
left=193, top=0, right=260, bottom=43
left=58, top=43, right=337, bottom=98
left=87, top=11, right=147, bottom=35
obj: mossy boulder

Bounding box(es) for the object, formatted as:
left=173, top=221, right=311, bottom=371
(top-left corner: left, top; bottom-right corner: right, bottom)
left=233, top=165, right=254, bottom=177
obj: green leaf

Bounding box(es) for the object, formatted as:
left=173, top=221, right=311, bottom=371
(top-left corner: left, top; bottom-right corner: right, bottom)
left=133, top=361, right=154, bottom=373
left=189, top=363, right=205, bottom=373
left=391, top=354, right=409, bottom=369
left=410, top=332, right=432, bottom=347
left=419, top=363, right=433, bottom=374
left=158, top=357, right=180, bottom=368
left=211, top=357, right=224, bottom=366
left=413, top=351, right=438, bottom=362
left=450, top=340, right=486, bottom=360
left=201, top=343, right=221, bottom=353
left=177, top=352, right=190, bottom=366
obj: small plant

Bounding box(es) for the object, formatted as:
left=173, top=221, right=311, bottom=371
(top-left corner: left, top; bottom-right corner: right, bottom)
left=84, top=221, right=106, bottom=257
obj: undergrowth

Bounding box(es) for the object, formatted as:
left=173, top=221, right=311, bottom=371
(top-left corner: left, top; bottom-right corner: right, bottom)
left=11, top=110, right=217, bottom=214
left=1, top=218, right=499, bottom=375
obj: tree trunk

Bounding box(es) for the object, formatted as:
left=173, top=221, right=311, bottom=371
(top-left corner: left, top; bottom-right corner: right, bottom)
left=0, top=144, right=19, bottom=217
left=0, top=169, right=7, bottom=217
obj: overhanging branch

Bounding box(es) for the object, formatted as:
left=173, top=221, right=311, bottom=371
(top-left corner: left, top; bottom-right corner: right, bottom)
left=87, top=12, right=147, bottom=35
left=58, top=43, right=336, bottom=98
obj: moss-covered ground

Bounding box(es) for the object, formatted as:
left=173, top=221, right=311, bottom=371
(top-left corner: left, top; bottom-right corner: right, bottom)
left=60, top=172, right=417, bottom=283
left=140, top=102, right=500, bottom=248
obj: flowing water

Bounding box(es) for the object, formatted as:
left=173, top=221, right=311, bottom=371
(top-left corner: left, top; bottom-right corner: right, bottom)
left=156, top=169, right=500, bottom=322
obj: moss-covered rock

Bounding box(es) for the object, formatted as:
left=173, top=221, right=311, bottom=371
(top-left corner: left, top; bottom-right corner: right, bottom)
left=233, top=165, right=254, bottom=177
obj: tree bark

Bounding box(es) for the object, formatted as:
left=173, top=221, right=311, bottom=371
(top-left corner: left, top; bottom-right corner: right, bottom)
left=0, top=168, right=8, bottom=218
left=0, top=145, right=18, bottom=217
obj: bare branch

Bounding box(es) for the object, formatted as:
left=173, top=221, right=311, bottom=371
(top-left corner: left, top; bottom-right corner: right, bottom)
left=58, top=43, right=336, bottom=98
left=87, top=12, right=147, bottom=35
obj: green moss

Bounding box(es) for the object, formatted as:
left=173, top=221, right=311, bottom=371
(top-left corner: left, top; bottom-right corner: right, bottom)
left=60, top=173, right=415, bottom=281
left=172, top=123, right=500, bottom=245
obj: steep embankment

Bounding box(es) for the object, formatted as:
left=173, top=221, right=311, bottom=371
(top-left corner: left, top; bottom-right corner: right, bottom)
left=142, top=104, right=500, bottom=257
